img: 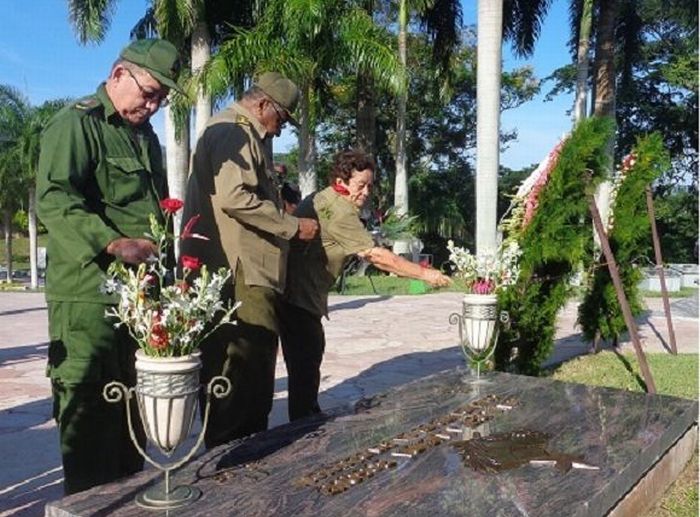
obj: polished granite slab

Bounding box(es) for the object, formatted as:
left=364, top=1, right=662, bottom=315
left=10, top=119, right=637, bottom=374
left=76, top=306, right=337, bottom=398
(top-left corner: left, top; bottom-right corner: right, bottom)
left=46, top=370, right=697, bottom=516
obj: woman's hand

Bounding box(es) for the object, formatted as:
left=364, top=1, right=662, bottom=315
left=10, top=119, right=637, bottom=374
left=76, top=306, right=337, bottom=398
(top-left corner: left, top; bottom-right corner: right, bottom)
left=422, top=268, right=452, bottom=287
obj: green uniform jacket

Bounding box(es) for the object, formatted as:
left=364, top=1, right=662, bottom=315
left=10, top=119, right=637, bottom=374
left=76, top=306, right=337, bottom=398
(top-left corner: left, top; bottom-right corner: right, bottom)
left=36, top=84, right=167, bottom=304
left=181, top=103, right=298, bottom=292
left=284, top=186, right=374, bottom=318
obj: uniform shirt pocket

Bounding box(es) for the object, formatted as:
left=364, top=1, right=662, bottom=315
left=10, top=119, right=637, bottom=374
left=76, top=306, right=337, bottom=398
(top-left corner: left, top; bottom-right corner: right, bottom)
left=105, top=156, right=147, bottom=205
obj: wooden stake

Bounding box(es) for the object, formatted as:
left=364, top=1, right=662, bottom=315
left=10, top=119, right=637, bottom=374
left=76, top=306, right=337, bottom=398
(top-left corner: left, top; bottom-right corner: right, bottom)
left=587, top=191, right=657, bottom=393
left=645, top=186, right=678, bottom=355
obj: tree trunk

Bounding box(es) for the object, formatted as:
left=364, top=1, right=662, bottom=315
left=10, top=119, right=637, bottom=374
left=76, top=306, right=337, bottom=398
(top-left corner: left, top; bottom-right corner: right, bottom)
left=356, top=0, right=376, bottom=158
left=192, top=20, right=211, bottom=139
left=297, top=85, right=317, bottom=198
left=593, top=1, right=617, bottom=119
left=164, top=105, right=190, bottom=258
left=475, top=0, right=503, bottom=254
left=356, top=71, right=376, bottom=157
left=593, top=0, right=619, bottom=233
left=393, top=0, right=409, bottom=255
left=573, top=0, right=593, bottom=126
left=28, top=186, right=38, bottom=289
left=3, top=208, right=12, bottom=284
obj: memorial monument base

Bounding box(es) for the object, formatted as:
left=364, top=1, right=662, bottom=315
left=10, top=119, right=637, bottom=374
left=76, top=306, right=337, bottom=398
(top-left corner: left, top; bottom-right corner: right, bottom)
left=46, top=370, right=697, bottom=516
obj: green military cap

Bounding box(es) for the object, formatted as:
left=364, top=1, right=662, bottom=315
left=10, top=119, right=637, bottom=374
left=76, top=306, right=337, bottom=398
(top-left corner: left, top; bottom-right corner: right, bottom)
left=120, top=38, right=185, bottom=95
left=255, top=71, right=301, bottom=128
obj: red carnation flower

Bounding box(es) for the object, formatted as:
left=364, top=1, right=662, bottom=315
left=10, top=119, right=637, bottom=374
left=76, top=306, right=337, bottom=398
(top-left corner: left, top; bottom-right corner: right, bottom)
left=160, top=198, right=184, bottom=214
left=181, top=255, right=202, bottom=271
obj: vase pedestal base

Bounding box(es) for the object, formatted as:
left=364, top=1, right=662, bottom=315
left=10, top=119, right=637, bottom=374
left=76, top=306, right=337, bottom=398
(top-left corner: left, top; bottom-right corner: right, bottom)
left=461, top=369, right=493, bottom=387
left=135, top=484, right=202, bottom=510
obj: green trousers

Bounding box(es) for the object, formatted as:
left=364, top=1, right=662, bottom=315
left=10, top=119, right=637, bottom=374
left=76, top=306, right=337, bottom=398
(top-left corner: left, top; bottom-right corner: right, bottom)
left=47, top=302, right=145, bottom=495
left=277, top=300, right=325, bottom=421
left=199, top=264, right=280, bottom=448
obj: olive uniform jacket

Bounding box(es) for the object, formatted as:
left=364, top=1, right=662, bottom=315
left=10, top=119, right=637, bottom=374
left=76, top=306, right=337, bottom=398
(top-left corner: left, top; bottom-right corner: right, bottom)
left=284, top=187, right=374, bottom=318
left=36, top=84, right=167, bottom=304
left=181, top=103, right=298, bottom=292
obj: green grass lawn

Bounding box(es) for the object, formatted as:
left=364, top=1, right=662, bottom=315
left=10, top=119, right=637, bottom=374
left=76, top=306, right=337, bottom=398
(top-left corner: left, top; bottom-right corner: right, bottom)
left=336, top=274, right=699, bottom=301
left=0, top=233, right=48, bottom=270
left=642, top=286, right=698, bottom=298
left=549, top=351, right=699, bottom=400
left=335, top=274, right=466, bottom=296
left=550, top=352, right=699, bottom=517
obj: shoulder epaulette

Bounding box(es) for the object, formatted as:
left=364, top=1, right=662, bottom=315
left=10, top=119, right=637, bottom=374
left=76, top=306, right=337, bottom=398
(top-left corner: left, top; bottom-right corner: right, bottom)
left=234, top=114, right=251, bottom=126
left=73, top=97, right=102, bottom=112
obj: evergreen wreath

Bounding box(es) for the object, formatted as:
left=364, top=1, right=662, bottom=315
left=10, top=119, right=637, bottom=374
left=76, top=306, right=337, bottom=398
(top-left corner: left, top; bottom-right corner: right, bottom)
left=495, top=117, right=615, bottom=375
left=577, top=133, right=669, bottom=344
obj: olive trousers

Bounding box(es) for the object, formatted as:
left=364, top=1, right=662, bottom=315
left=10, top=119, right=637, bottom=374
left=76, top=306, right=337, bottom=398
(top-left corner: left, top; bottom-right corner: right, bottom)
left=277, top=300, right=325, bottom=421
left=47, top=302, right=145, bottom=495
left=199, top=264, right=279, bottom=448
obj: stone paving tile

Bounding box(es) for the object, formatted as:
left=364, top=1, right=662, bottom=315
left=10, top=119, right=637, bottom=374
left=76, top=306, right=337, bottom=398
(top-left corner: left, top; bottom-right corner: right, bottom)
left=0, top=291, right=697, bottom=516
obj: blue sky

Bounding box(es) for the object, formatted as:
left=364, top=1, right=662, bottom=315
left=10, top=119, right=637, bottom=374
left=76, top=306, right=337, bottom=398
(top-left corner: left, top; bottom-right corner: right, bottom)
left=1, top=0, right=575, bottom=170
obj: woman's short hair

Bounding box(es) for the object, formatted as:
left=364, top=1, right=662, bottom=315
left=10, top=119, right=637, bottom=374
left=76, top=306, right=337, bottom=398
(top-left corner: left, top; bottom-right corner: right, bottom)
left=328, top=150, right=375, bottom=185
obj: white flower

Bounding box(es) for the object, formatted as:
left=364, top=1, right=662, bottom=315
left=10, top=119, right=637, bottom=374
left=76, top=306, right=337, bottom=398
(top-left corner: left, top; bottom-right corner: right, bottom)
left=102, top=208, right=238, bottom=357
left=447, top=240, right=521, bottom=294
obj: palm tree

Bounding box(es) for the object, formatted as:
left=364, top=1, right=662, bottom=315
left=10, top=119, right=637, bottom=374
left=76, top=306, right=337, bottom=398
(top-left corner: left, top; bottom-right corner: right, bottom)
left=0, top=85, right=69, bottom=287
left=0, top=85, right=30, bottom=284
left=394, top=0, right=409, bottom=244
left=591, top=0, right=619, bottom=229
left=475, top=0, right=504, bottom=254
left=573, top=0, right=594, bottom=125
left=203, top=0, right=405, bottom=197
left=391, top=0, right=463, bottom=255
left=18, top=100, right=71, bottom=288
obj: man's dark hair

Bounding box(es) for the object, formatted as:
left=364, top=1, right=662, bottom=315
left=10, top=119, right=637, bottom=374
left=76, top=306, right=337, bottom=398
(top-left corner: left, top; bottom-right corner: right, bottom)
left=328, top=150, right=375, bottom=185
left=281, top=181, right=301, bottom=205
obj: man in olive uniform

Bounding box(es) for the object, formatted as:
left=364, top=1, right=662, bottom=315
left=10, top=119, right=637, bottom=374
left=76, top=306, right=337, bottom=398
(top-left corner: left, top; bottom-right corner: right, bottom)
left=181, top=72, right=318, bottom=448
left=36, top=39, right=183, bottom=494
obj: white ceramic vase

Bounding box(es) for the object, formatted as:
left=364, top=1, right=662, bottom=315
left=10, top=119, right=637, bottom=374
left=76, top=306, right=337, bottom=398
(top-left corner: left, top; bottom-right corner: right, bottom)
left=134, top=350, right=201, bottom=455
left=461, top=293, right=499, bottom=352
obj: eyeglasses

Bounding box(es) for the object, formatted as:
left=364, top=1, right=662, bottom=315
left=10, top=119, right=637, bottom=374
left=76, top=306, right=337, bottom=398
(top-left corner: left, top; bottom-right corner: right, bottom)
left=125, top=68, right=169, bottom=107
left=269, top=100, right=288, bottom=127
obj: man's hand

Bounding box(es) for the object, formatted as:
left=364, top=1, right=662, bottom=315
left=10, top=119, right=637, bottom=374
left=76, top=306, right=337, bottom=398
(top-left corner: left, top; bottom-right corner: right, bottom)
left=422, top=268, right=452, bottom=288
left=296, top=218, right=319, bottom=241
left=106, top=238, right=158, bottom=265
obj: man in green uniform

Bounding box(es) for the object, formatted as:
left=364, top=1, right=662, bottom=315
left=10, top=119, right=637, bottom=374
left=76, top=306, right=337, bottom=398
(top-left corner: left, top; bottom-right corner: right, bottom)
left=36, top=39, right=183, bottom=494
left=280, top=150, right=450, bottom=421
left=181, top=72, right=319, bottom=448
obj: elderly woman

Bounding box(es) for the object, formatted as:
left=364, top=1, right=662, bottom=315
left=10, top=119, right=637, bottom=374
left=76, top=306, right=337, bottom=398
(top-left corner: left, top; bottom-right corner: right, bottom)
left=279, top=149, right=451, bottom=421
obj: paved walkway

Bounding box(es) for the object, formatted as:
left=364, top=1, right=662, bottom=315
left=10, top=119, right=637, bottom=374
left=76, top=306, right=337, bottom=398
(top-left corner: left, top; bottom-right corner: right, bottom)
left=0, top=291, right=697, bottom=516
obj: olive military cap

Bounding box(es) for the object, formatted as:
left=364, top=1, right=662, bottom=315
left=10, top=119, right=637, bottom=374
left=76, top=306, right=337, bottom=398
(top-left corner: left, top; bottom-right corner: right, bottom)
left=120, top=39, right=185, bottom=94
left=255, top=72, right=301, bottom=127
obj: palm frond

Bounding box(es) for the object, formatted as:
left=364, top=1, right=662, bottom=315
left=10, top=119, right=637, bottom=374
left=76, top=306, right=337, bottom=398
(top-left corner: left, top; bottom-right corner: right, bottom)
left=417, top=0, right=463, bottom=79
left=502, top=0, right=553, bottom=58
left=338, top=8, right=407, bottom=95
left=130, top=7, right=158, bottom=40
left=67, top=0, right=117, bottom=45
left=154, top=0, right=201, bottom=44
left=0, top=85, right=30, bottom=142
